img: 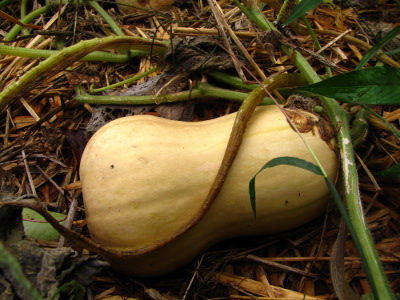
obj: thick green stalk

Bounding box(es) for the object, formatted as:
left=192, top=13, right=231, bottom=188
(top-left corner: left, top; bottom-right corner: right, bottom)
left=236, top=2, right=394, bottom=299
left=77, top=82, right=276, bottom=105
left=5, top=4, right=49, bottom=41
left=0, top=0, right=12, bottom=9
left=20, top=0, right=30, bottom=36
left=0, top=44, right=139, bottom=63
left=206, top=71, right=259, bottom=90
left=87, top=1, right=125, bottom=37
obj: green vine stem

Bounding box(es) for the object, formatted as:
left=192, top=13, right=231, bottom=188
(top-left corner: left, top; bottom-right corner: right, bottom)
left=87, top=1, right=125, bottom=37
left=206, top=71, right=259, bottom=90
left=0, top=36, right=167, bottom=113
left=77, top=81, right=278, bottom=105
left=5, top=4, right=49, bottom=41
left=0, top=44, right=140, bottom=63
left=0, top=0, right=12, bottom=9
left=236, top=1, right=394, bottom=299
left=20, top=0, right=29, bottom=36
left=275, top=0, right=290, bottom=23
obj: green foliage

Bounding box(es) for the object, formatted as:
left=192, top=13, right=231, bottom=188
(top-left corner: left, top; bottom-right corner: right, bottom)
left=49, top=280, right=85, bottom=300
left=283, top=0, right=323, bottom=24
left=374, top=163, right=400, bottom=179
left=357, top=26, right=400, bottom=70
left=22, top=208, right=66, bottom=241
left=296, top=66, right=400, bottom=104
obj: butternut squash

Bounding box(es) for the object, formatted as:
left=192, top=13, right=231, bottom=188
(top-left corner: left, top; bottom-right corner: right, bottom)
left=80, top=105, right=337, bottom=277
left=116, top=0, right=175, bottom=13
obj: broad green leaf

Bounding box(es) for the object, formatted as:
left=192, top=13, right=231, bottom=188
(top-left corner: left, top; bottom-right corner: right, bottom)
left=357, top=25, right=400, bottom=70
left=22, top=208, right=66, bottom=241
left=374, top=163, right=400, bottom=179
left=283, top=0, right=323, bottom=25
left=296, top=66, right=400, bottom=104
left=249, top=157, right=323, bottom=217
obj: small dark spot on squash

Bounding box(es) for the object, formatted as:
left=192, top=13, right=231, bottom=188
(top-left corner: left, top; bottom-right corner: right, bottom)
left=110, top=164, right=114, bottom=169
left=285, top=200, right=289, bottom=205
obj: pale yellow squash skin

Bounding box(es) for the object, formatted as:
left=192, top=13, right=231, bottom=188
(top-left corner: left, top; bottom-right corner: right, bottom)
left=116, top=0, right=175, bottom=13
left=80, top=105, right=337, bottom=277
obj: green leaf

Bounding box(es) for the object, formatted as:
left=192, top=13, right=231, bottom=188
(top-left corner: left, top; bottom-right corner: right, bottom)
left=383, top=47, right=400, bottom=56
left=296, top=66, right=400, bottom=104
left=374, top=163, right=400, bottom=179
left=49, top=280, right=85, bottom=300
left=249, top=157, right=323, bottom=217
left=283, top=0, right=323, bottom=25
left=22, top=208, right=66, bottom=241
left=357, top=25, right=400, bottom=70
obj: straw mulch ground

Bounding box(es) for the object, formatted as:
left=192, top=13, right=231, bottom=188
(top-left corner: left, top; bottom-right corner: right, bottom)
left=1, top=1, right=399, bottom=299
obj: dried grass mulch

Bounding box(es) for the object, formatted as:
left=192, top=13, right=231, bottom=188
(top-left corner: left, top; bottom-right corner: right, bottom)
left=1, top=0, right=400, bottom=299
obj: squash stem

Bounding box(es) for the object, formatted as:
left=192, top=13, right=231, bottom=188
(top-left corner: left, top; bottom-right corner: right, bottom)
left=237, top=2, right=394, bottom=299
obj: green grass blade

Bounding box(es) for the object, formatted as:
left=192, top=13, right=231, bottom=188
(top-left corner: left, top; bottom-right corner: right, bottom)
left=283, top=0, right=323, bottom=24
left=374, top=162, right=400, bottom=179
left=249, top=157, right=323, bottom=217
left=357, top=25, right=400, bottom=70
left=383, top=47, right=400, bottom=56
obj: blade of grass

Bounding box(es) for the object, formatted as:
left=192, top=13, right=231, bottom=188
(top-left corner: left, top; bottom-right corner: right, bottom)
left=383, top=47, right=400, bottom=56
left=356, top=25, right=400, bottom=70
left=249, top=157, right=323, bottom=217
